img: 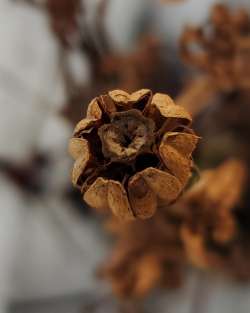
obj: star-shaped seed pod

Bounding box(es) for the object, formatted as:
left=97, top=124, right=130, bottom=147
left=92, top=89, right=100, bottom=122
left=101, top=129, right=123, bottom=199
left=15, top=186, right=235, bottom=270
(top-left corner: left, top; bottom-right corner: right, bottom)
left=180, top=4, right=250, bottom=91
left=69, top=89, right=198, bottom=220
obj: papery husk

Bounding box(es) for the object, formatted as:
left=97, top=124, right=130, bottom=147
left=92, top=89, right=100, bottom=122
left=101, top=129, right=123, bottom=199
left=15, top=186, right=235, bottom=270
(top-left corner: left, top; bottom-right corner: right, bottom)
left=69, top=89, right=198, bottom=219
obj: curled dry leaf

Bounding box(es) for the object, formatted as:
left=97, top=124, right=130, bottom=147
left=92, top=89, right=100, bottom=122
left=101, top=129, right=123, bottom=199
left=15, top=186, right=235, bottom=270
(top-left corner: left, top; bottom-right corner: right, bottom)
left=69, top=89, right=198, bottom=220
left=180, top=4, right=250, bottom=91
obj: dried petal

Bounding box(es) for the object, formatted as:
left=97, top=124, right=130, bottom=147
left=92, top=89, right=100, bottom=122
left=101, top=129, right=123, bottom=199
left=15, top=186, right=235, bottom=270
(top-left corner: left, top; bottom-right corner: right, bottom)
left=108, top=180, right=135, bottom=220
left=68, top=138, right=88, bottom=160
left=159, top=132, right=199, bottom=185
left=69, top=138, right=90, bottom=186
left=73, top=118, right=98, bottom=136
left=148, top=93, right=192, bottom=125
left=99, top=94, right=117, bottom=115
left=71, top=154, right=90, bottom=186
left=86, top=98, right=102, bottom=119
left=128, top=173, right=157, bottom=219
left=108, top=90, right=130, bottom=107
left=140, top=167, right=182, bottom=203
left=83, top=177, right=109, bottom=212
left=129, top=89, right=152, bottom=111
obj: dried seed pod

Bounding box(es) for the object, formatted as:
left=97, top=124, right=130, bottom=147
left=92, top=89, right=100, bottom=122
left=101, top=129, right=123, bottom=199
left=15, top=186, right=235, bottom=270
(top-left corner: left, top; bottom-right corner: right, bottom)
left=69, top=89, right=198, bottom=220
left=180, top=4, right=250, bottom=91
left=100, top=210, right=185, bottom=298
left=179, top=159, right=247, bottom=270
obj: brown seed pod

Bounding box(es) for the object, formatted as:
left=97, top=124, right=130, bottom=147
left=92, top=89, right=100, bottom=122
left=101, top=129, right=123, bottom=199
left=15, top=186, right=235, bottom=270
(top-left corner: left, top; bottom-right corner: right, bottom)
left=69, top=89, right=198, bottom=220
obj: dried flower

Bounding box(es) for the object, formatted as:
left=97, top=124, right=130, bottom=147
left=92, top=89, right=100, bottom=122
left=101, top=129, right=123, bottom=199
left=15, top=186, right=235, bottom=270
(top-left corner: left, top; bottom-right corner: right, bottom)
left=180, top=4, right=250, bottom=91
left=179, top=159, right=247, bottom=269
left=99, top=210, right=184, bottom=298
left=69, top=90, right=198, bottom=220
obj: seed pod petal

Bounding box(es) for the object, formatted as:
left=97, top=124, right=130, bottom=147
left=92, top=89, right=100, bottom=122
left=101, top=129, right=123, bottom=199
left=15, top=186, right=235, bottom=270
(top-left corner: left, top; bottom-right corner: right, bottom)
left=128, top=173, right=157, bottom=219
left=108, top=90, right=130, bottom=107
left=129, top=89, right=152, bottom=111
left=71, top=156, right=89, bottom=187
left=86, top=98, right=102, bottom=119
left=73, top=118, right=98, bottom=136
left=99, top=94, right=117, bottom=115
left=84, top=177, right=109, bottom=212
left=108, top=180, right=135, bottom=221
left=68, top=138, right=89, bottom=160
left=140, top=167, right=182, bottom=203
left=150, top=93, right=192, bottom=123
left=130, top=89, right=151, bottom=102
left=159, top=132, right=199, bottom=185
left=70, top=139, right=90, bottom=186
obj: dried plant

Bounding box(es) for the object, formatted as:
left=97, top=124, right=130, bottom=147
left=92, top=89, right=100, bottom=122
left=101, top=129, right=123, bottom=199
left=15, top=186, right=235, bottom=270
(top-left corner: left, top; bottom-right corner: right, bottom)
left=69, top=90, right=198, bottom=220
left=99, top=210, right=184, bottom=298
left=178, top=159, right=247, bottom=272
left=180, top=4, right=250, bottom=91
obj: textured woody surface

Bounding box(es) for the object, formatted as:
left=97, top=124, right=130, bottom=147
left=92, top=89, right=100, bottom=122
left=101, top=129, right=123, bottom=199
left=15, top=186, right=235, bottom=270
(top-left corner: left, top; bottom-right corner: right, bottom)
left=69, top=90, right=198, bottom=220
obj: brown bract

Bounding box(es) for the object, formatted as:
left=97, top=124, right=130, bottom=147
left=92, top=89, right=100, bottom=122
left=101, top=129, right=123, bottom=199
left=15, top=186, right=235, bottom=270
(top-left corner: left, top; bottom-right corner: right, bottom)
left=179, top=159, right=247, bottom=269
left=180, top=4, right=250, bottom=91
left=69, top=89, right=198, bottom=220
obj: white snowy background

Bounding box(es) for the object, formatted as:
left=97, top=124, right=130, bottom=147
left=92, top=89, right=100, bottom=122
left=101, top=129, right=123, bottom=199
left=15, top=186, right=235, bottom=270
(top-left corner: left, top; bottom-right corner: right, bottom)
left=1, top=0, right=250, bottom=312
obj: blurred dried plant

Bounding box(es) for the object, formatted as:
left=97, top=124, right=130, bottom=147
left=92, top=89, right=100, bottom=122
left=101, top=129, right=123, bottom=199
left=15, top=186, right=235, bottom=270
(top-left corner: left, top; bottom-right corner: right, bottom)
left=180, top=4, right=250, bottom=92
left=178, top=159, right=248, bottom=276
left=12, top=0, right=250, bottom=305
left=100, top=209, right=184, bottom=298
left=69, top=90, right=198, bottom=220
